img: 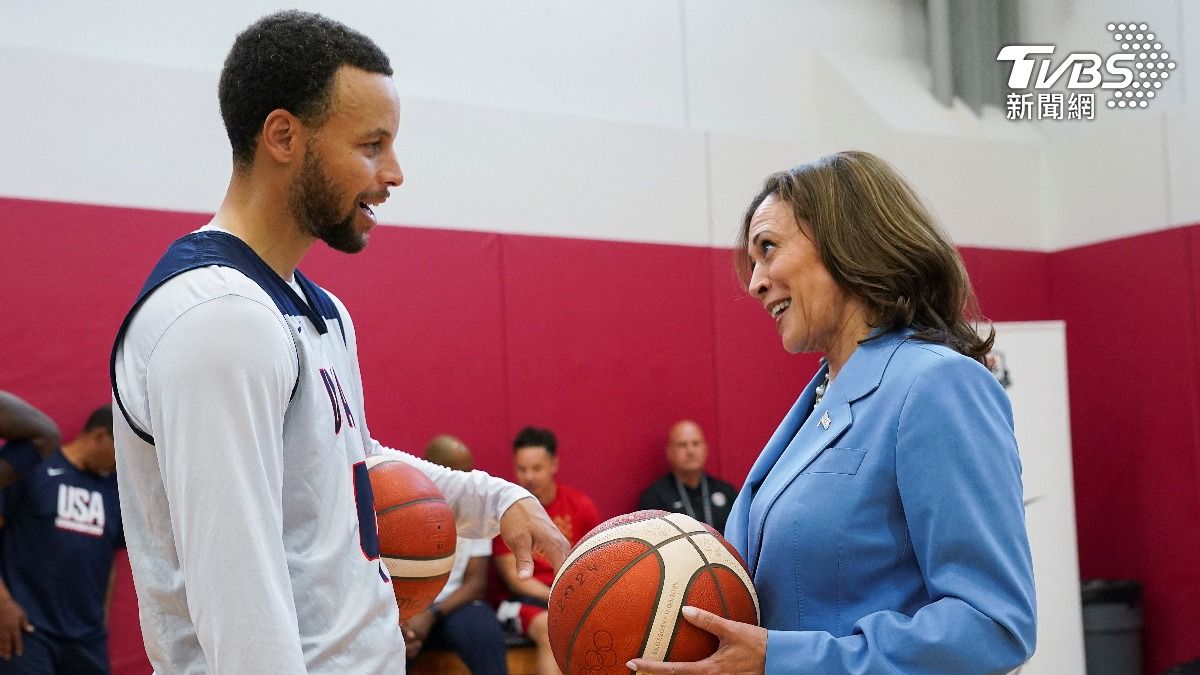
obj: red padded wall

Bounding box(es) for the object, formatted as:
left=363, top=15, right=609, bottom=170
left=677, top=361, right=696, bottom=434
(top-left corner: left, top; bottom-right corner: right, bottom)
left=708, top=247, right=821, bottom=484
left=7, top=195, right=1197, bottom=673
left=1050, top=226, right=1200, bottom=674
left=959, top=246, right=1054, bottom=321
left=0, top=199, right=206, bottom=424
left=299, top=229, right=513, bottom=477
left=498, top=235, right=721, bottom=513
left=0, top=198, right=205, bottom=675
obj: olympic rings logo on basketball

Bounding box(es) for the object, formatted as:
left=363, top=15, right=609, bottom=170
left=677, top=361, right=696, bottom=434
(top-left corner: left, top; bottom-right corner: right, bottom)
left=581, top=631, right=619, bottom=674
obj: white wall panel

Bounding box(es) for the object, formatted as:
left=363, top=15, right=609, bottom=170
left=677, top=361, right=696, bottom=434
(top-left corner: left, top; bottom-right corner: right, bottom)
left=389, top=98, right=709, bottom=245
left=683, top=30, right=824, bottom=140
left=0, top=2, right=247, bottom=71
left=683, top=0, right=923, bottom=140
left=0, top=47, right=229, bottom=215
left=0, top=1, right=688, bottom=129
left=1, top=1, right=1198, bottom=252
left=807, top=54, right=895, bottom=152
left=882, top=135, right=1046, bottom=250
left=1016, top=0, right=1186, bottom=108
left=1165, top=107, right=1200, bottom=226
left=706, top=134, right=840, bottom=248
left=1041, top=114, right=1171, bottom=249
left=0, top=50, right=1056, bottom=253
left=375, top=1, right=687, bottom=128
left=707, top=129, right=1046, bottom=252
left=0, top=44, right=708, bottom=247
left=823, top=52, right=1042, bottom=144
left=990, top=321, right=1086, bottom=675
left=1180, top=2, right=1200, bottom=109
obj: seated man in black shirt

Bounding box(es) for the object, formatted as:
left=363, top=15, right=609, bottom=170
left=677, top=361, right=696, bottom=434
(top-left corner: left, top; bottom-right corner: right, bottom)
left=637, top=420, right=738, bottom=534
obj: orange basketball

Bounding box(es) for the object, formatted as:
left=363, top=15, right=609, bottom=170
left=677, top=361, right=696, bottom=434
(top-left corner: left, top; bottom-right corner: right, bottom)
left=365, top=456, right=457, bottom=622
left=547, top=510, right=759, bottom=672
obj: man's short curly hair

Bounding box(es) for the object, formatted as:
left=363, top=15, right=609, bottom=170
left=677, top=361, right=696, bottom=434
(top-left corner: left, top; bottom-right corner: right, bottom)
left=218, top=10, right=393, bottom=167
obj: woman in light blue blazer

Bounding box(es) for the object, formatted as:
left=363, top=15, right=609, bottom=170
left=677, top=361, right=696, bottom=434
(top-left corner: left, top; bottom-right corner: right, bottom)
left=632, top=151, right=1036, bottom=674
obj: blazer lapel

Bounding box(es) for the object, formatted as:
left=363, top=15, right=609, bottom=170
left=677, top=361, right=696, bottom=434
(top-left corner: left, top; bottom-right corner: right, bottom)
left=745, top=392, right=850, bottom=574
left=742, top=330, right=912, bottom=575
left=727, top=379, right=816, bottom=558
left=742, top=365, right=826, bottom=494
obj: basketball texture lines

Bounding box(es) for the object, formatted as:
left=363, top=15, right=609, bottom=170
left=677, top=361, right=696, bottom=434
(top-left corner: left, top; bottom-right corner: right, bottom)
left=366, top=455, right=456, bottom=622
left=548, top=511, right=759, bottom=674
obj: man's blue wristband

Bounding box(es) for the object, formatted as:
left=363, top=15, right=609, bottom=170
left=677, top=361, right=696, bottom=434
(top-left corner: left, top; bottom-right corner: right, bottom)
left=0, top=440, right=43, bottom=477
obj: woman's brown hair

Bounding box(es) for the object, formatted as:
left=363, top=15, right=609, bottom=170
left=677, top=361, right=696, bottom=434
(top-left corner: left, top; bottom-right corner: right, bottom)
left=735, top=151, right=994, bottom=363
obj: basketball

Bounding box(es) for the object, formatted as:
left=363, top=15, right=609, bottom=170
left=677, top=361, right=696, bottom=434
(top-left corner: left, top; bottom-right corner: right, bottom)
left=365, top=455, right=457, bottom=622
left=546, top=510, right=759, bottom=671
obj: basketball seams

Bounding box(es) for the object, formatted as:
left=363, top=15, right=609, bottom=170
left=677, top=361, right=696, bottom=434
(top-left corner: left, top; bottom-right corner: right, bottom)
left=565, top=514, right=720, bottom=663
left=367, top=458, right=457, bottom=622
left=553, top=515, right=695, bottom=585
left=383, top=573, right=451, bottom=582
left=687, top=533, right=760, bottom=620
left=687, top=521, right=761, bottom=621
left=658, top=515, right=728, bottom=661
left=560, top=517, right=709, bottom=668
left=659, top=516, right=735, bottom=618
left=376, top=496, right=447, bottom=516
left=378, top=551, right=457, bottom=561
left=551, top=512, right=760, bottom=671
left=646, top=538, right=693, bottom=661
left=584, top=557, right=663, bottom=673
left=562, top=538, right=667, bottom=673
left=380, top=554, right=455, bottom=578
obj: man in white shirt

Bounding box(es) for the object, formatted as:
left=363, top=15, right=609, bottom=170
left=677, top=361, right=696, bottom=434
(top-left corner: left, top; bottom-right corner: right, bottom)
left=109, top=11, right=567, bottom=674
left=403, top=435, right=509, bottom=674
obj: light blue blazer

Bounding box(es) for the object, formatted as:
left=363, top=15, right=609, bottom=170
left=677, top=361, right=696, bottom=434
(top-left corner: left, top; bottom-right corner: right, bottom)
left=725, top=330, right=1036, bottom=674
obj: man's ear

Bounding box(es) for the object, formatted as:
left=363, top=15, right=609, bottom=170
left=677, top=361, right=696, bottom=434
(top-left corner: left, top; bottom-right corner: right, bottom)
left=260, top=109, right=305, bottom=164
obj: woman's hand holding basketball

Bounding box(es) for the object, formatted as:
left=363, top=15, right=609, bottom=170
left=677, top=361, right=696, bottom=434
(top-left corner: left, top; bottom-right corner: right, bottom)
left=499, top=496, right=569, bottom=579
left=627, top=606, right=766, bottom=675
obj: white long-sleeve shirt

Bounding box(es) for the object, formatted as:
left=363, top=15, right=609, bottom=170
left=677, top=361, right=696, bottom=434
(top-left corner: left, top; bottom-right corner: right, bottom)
left=111, top=229, right=529, bottom=674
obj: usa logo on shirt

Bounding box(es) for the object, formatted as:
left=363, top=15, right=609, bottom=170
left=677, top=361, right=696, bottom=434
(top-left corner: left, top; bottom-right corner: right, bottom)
left=55, top=485, right=106, bottom=537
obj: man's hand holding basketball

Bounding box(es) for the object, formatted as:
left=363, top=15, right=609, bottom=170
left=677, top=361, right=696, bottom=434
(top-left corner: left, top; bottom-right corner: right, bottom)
left=401, top=608, right=435, bottom=660
left=627, top=606, right=766, bottom=675
left=499, top=496, right=569, bottom=579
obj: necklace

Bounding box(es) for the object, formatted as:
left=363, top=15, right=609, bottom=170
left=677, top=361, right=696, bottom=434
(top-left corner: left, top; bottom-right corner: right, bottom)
left=813, top=369, right=832, bottom=407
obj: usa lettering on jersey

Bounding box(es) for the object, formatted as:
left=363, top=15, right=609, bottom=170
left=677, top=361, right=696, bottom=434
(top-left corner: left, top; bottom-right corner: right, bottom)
left=55, top=484, right=106, bottom=536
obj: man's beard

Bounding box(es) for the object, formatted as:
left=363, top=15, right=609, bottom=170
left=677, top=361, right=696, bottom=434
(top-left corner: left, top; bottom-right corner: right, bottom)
left=289, top=144, right=367, bottom=254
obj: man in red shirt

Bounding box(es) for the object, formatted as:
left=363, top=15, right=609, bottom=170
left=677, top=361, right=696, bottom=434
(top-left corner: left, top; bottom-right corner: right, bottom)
left=494, top=426, right=599, bottom=675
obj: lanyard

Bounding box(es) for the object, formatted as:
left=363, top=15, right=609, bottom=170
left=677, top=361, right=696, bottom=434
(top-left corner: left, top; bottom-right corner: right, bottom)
left=674, top=474, right=713, bottom=526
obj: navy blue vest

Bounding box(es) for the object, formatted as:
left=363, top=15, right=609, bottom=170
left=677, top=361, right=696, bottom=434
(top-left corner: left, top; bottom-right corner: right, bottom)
left=109, top=231, right=344, bottom=445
